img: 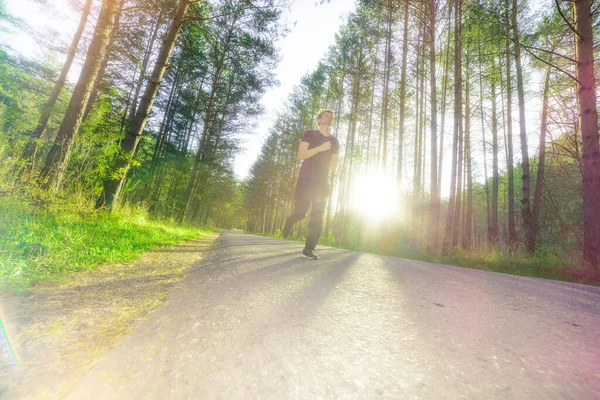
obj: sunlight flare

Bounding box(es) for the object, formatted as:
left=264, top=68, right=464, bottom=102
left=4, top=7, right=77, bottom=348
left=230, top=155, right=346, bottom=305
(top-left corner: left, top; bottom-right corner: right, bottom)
left=351, top=172, right=401, bottom=222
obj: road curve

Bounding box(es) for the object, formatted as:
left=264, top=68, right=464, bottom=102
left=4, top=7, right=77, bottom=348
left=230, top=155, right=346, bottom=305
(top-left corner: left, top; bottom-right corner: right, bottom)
left=66, top=231, right=600, bottom=399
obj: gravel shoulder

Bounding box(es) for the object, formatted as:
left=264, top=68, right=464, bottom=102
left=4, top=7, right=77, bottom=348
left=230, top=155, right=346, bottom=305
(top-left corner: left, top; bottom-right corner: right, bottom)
left=0, top=234, right=218, bottom=399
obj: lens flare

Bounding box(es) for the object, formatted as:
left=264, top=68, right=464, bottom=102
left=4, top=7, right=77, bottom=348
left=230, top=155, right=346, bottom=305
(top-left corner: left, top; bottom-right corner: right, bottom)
left=0, top=302, right=20, bottom=370
left=351, top=172, right=400, bottom=222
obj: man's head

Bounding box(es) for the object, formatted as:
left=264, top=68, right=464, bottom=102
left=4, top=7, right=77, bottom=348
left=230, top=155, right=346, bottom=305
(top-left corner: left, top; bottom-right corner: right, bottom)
left=316, top=109, right=334, bottom=128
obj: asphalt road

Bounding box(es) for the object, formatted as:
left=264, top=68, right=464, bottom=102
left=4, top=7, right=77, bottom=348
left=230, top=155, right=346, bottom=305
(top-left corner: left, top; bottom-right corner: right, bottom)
left=66, top=231, right=600, bottom=399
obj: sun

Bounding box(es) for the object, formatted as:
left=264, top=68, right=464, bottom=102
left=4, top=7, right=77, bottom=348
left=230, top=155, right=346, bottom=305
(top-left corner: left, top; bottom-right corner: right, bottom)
left=351, top=171, right=401, bottom=222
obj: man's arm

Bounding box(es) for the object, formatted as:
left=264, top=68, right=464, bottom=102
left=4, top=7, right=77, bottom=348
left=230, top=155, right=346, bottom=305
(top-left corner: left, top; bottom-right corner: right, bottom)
left=330, top=153, right=338, bottom=172
left=297, top=140, right=331, bottom=161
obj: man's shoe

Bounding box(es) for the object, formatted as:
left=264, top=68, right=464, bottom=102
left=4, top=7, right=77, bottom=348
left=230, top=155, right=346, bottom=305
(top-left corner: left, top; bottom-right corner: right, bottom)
left=302, top=248, right=318, bottom=259
left=282, top=222, right=292, bottom=239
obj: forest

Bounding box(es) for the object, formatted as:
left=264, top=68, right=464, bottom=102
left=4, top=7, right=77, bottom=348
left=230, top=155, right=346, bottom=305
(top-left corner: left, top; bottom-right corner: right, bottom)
left=245, top=0, right=600, bottom=276
left=1, top=0, right=599, bottom=287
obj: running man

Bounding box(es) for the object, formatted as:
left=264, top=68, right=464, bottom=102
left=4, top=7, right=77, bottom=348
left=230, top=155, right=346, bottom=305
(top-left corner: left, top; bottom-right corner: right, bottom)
left=282, top=109, right=339, bottom=259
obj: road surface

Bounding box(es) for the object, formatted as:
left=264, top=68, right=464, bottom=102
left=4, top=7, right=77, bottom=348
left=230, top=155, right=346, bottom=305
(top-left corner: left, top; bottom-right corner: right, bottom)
left=66, top=231, right=600, bottom=399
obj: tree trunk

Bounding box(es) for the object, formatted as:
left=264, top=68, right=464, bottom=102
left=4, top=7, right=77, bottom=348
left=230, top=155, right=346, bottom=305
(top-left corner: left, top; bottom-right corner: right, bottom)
left=462, top=62, right=472, bottom=250
left=40, top=0, right=117, bottom=193
left=181, top=87, right=203, bottom=154
left=152, top=57, right=183, bottom=165
left=490, top=82, right=499, bottom=243
left=324, top=77, right=345, bottom=238
left=129, top=17, right=163, bottom=121
left=574, top=0, right=600, bottom=267
left=450, top=0, right=463, bottom=249
left=512, top=0, right=534, bottom=253
left=478, top=40, right=491, bottom=242
left=397, top=0, right=409, bottom=186
left=412, top=29, right=423, bottom=224
left=438, top=7, right=452, bottom=193
left=380, top=2, right=393, bottom=169
left=26, top=0, right=93, bottom=143
left=22, top=0, right=93, bottom=164
left=365, top=42, right=380, bottom=169
left=428, top=0, right=439, bottom=255
left=532, top=65, right=551, bottom=243
left=97, top=0, right=192, bottom=209
left=341, top=51, right=362, bottom=243
left=442, top=0, right=461, bottom=254
left=412, top=24, right=425, bottom=249
left=504, top=0, right=517, bottom=246
left=83, top=0, right=125, bottom=121
left=183, top=78, right=219, bottom=220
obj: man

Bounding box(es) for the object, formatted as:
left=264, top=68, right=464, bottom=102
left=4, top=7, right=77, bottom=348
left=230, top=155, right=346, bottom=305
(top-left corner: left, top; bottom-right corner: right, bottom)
left=282, top=109, right=339, bottom=259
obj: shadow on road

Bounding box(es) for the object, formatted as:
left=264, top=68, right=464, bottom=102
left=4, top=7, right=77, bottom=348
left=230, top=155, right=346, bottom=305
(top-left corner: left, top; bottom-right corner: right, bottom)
left=270, top=252, right=362, bottom=320
left=215, top=250, right=301, bottom=265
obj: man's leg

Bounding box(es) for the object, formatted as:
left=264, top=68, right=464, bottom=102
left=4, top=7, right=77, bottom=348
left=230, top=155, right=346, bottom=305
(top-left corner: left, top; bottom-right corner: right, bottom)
left=282, top=197, right=310, bottom=238
left=305, top=198, right=326, bottom=251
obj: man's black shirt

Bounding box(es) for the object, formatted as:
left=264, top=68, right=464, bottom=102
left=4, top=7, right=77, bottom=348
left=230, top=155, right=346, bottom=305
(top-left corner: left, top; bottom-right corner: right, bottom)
left=296, top=130, right=339, bottom=200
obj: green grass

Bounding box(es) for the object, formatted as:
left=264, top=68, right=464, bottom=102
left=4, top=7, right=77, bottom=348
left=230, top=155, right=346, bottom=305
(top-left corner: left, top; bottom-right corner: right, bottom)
left=0, top=197, right=214, bottom=290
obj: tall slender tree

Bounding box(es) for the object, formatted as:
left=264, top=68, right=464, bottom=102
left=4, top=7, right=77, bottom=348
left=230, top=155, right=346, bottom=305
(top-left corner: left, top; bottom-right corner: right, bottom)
left=443, top=0, right=462, bottom=254
left=463, top=59, right=472, bottom=250
left=532, top=64, right=551, bottom=242
left=504, top=0, right=517, bottom=246
left=573, top=0, right=600, bottom=266
left=24, top=0, right=93, bottom=155
left=451, top=0, right=463, bottom=249
left=490, top=81, right=499, bottom=243
left=512, top=0, right=534, bottom=252
left=427, top=0, right=439, bottom=255
left=21, top=0, right=94, bottom=170
left=397, top=0, right=409, bottom=187
left=40, top=0, right=119, bottom=193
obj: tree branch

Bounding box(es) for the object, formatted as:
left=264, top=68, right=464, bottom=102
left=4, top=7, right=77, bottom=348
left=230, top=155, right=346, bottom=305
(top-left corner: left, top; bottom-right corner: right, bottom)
left=554, top=0, right=582, bottom=40
left=492, top=27, right=582, bottom=85
left=520, top=44, right=583, bottom=87
left=183, top=6, right=252, bottom=22
left=520, top=43, right=577, bottom=64
left=121, top=5, right=147, bottom=13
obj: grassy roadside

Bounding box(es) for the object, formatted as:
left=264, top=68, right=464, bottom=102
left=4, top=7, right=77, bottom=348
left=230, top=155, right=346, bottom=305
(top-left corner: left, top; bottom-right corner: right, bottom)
left=255, top=231, right=600, bottom=286
left=0, top=196, right=214, bottom=290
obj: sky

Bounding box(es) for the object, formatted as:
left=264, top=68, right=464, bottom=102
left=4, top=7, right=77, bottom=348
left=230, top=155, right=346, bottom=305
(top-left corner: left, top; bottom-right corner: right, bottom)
left=2, top=0, right=358, bottom=181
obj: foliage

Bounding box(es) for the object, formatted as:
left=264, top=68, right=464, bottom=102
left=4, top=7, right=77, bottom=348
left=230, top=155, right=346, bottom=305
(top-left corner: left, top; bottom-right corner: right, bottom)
left=0, top=0, right=285, bottom=288
left=0, top=0, right=283, bottom=231
left=0, top=195, right=213, bottom=290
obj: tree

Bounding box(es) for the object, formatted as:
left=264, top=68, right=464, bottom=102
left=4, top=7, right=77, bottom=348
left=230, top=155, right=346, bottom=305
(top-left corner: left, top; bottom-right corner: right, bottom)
left=39, top=0, right=119, bottom=193
left=96, top=0, right=193, bottom=209
left=443, top=0, right=462, bottom=254
left=504, top=0, right=517, bottom=246
left=427, top=0, right=440, bottom=255
left=397, top=0, right=409, bottom=188
left=511, top=0, right=534, bottom=253
left=532, top=64, right=551, bottom=241
left=22, top=0, right=94, bottom=166
left=573, top=0, right=600, bottom=266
